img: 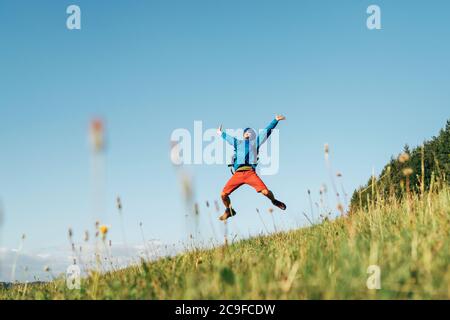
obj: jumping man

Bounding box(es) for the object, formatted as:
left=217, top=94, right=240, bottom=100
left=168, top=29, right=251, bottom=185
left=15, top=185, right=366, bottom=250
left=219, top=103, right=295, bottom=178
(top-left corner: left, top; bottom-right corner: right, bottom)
left=217, top=115, right=287, bottom=221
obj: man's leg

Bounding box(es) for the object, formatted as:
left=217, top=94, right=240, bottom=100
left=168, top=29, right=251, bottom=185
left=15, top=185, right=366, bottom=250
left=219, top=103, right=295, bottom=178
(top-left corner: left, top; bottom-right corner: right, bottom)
left=246, top=171, right=287, bottom=210
left=261, top=189, right=276, bottom=201
left=219, top=173, right=244, bottom=220
left=219, top=192, right=237, bottom=221
left=261, top=189, right=286, bottom=210
left=221, top=192, right=231, bottom=209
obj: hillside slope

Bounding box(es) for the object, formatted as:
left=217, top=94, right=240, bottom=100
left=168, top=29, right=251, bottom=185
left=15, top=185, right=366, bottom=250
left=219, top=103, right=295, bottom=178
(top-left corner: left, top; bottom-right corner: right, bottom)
left=351, top=120, right=450, bottom=211
left=1, top=187, right=449, bottom=300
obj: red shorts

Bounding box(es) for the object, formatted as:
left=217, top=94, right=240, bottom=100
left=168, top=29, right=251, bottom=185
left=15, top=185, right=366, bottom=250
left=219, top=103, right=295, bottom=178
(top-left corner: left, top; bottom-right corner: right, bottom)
left=222, top=170, right=268, bottom=195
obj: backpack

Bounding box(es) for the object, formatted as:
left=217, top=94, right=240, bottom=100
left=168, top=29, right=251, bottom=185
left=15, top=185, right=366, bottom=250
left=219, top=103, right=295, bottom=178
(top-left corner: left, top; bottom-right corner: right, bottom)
left=227, top=154, right=259, bottom=175
left=227, top=154, right=236, bottom=175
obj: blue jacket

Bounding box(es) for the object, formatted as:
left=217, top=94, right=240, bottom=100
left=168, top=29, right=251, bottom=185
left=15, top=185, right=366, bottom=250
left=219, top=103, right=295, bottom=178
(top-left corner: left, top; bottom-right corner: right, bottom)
left=221, top=119, right=279, bottom=171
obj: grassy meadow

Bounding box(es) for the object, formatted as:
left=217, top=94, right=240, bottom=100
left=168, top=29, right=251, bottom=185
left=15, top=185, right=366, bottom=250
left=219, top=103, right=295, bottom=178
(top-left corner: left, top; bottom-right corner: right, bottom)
left=1, top=184, right=449, bottom=300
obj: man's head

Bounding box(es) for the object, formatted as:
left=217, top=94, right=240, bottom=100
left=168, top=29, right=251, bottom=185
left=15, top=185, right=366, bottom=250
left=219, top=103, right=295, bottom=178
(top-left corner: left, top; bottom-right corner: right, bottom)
left=243, top=128, right=256, bottom=140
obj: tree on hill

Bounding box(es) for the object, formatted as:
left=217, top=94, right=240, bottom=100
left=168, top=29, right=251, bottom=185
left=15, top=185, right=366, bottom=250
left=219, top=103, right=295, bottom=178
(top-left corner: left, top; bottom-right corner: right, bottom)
left=350, top=120, right=450, bottom=211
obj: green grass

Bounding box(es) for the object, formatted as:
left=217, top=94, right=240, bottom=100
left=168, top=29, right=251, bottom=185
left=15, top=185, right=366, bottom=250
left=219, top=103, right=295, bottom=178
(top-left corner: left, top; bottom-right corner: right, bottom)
left=1, top=187, right=449, bottom=300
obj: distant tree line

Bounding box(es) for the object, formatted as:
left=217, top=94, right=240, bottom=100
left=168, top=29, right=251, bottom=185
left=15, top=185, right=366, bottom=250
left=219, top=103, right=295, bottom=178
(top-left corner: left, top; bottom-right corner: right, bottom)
left=350, top=120, right=450, bottom=211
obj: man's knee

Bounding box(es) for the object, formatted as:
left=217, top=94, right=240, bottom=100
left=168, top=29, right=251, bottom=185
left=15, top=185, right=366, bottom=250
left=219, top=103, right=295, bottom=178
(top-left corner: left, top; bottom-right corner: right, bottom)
left=221, top=192, right=229, bottom=199
left=261, top=189, right=270, bottom=196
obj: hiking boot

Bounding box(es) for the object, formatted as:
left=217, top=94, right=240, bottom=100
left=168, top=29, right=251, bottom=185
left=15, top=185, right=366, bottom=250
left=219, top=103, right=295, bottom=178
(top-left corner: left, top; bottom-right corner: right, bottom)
left=272, top=199, right=287, bottom=210
left=219, top=207, right=237, bottom=221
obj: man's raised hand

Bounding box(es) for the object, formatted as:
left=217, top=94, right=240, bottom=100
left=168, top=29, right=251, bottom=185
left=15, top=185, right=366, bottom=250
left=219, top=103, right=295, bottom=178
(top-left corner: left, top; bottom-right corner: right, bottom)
left=217, top=125, right=223, bottom=135
left=275, top=115, right=286, bottom=121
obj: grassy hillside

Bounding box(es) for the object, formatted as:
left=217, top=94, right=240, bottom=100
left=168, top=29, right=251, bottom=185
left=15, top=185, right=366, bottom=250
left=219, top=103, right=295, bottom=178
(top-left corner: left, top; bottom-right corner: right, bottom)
left=351, top=120, right=450, bottom=211
left=1, top=186, right=449, bottom=300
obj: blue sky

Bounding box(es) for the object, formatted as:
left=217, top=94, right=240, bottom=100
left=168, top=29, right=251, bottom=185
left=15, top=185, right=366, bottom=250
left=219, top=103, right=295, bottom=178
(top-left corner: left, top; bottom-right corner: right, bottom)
left=0, top=0, right=449, bottom=276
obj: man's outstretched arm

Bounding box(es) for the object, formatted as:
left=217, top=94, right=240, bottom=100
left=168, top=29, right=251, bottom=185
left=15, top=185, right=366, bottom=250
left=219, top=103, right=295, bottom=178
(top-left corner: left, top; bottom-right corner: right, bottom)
left=257, top=115, right=286, bottom=147
left=217, top=125, right=237, bottom=146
